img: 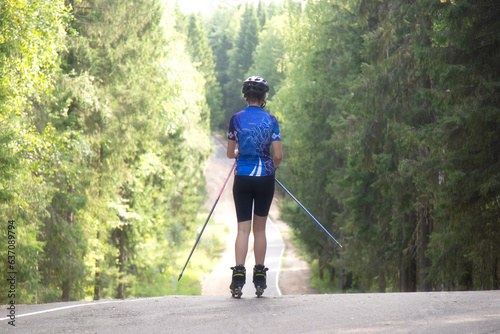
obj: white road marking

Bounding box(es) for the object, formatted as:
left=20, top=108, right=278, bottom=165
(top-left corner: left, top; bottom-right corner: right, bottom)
left=0, top=297, right=159, bottom=321
left=269, top=216, right=284, bottom=296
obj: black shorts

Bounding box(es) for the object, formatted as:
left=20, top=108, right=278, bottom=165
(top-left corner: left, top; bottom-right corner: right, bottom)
left=233, top=175, right=275, bottom=222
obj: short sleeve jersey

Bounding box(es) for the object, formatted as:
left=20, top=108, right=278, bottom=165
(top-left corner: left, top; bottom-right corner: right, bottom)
left=228, top=106, right=281, bottom=176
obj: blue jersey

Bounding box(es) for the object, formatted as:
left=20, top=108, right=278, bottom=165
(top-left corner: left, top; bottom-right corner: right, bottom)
left=228, top=106, right=281, bottom=176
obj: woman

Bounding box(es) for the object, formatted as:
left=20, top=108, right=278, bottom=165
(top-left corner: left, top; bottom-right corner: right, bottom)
left=226, top=76, right=283, bottom=298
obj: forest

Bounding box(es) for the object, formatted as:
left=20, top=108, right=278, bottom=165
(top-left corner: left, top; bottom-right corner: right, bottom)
left=1, top=0, right=499, bottom=304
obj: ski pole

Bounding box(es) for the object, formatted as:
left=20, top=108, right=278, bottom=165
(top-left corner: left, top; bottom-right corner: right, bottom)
left=275, top=178, right=343, bottom=248
left=178, top=161, right=236, bottom=282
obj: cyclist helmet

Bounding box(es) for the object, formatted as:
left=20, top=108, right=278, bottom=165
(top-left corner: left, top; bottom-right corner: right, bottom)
left=242, top=76, right=269, bottom=99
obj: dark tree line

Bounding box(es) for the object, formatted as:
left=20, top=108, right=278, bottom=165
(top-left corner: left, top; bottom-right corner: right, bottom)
left=270, top=0, right=500, bottom=292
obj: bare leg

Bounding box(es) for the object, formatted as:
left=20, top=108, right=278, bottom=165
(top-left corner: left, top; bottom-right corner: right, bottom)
left=253, top=214, right=267, bottom=265
left=235, top=220, right=251, bottom=266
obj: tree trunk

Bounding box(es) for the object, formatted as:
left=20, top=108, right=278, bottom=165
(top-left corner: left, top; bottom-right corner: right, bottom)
left=94, top=141, right=105, bottom=301
left=94, top=260, right=101, bottom=300
left=401, top=254, right=417, bottom=292
left=493, top=257, right=499, bottom=290
left=378, top=270, right=386, bottom=292
left=61, top=211, right=74, bottom=301
left=94, top=229, right=101, bottom=300
left=318, top=257, right=325, bottom=280
left=344, top=272, right=353, bottom=290
left=338, top=260, right=343, bottom=291
left=329, top=266, right=336, bottom=285
left=117, top=226, right=125, bottom=299
left=61, top=280, right=71, bottom=301
left=338, top=231, right=344, bottom=292
left=418, top=202, right=433, bottom=291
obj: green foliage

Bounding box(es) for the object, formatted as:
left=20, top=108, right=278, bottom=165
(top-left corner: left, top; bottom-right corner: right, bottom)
left=418, top=0, right=500, bottom=290
left=0, top=0, right=69, bottom=115
left=185, top=14, right=223, bottom=131
left=206, top=4, right=242, bottom=121
left=247, top=14, right=287, bottom=102
left=0, top=0, right=69, bottom=205
left=0, top=0, right=219, bottom=304
left=274, top=0, right=362, bottom=291
left=205, top=2, right=284, bottom=128
left=273, top=0, right=500, bottom=293
left=222, top=4, right=261, bottom=119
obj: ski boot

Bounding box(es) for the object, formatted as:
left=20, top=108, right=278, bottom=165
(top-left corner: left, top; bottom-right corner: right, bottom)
left=229, top=265, right=246, bottom=298
left=253, top=264, right=269, bottom=298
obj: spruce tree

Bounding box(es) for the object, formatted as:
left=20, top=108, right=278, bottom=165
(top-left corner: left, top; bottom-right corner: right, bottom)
left=274, top=0, right=361, bottom=291
left=186, top=14, right=223, bottom=131
left=420, top=0, right=500, bottom=290
left=223, top=4, right=261, bottom=119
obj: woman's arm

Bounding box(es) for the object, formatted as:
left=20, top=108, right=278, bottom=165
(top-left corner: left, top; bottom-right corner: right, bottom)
left=272, top=141, right=283, bottom=169
left=227, top=139, right=238, bottom=159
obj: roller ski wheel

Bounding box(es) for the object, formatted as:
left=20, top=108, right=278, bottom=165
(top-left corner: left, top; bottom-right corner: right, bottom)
left=255, top=285, right=265, bottom=298
left=230, top=284, right=243, bottom=298
left=253, top=264, right=269, bottom=298
left=230, top=265, right=246, bottom=299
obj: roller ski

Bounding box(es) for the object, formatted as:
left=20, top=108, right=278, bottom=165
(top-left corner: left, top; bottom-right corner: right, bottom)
left=253, top=264, right=269, bottom=298
left=230, top=265, right=246, bottom=298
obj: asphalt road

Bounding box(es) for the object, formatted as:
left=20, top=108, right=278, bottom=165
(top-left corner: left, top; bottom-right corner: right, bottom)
left=1, top=291, right=499, bottom=333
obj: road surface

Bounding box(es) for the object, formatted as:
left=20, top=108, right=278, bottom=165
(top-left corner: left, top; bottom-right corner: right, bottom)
left=1, top=291, right=499, bottom=333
